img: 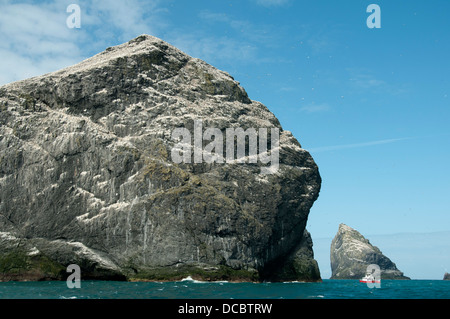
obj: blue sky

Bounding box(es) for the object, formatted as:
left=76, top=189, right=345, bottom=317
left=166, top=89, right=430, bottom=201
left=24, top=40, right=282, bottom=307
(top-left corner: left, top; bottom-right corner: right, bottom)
left=1, top=0, right=449, bottom=279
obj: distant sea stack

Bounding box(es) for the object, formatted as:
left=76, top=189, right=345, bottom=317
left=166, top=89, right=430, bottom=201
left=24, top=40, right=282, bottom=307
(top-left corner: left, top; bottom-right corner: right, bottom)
left=444, top=273, right=450, bottom=280
left=330, top=224, right=409, bottom=280
left=0, top=35, right=321, bottom=282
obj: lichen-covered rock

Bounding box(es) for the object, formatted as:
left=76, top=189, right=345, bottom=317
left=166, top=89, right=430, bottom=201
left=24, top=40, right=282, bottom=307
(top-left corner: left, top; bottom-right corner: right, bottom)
left=0, top=35, right=321, bottom=282
left=330, top=224, right=409, bottom=280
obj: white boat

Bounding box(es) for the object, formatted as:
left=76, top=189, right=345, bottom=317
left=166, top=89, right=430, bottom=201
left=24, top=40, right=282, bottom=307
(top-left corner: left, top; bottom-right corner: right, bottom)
left=359, top=274, right=380, bottom=283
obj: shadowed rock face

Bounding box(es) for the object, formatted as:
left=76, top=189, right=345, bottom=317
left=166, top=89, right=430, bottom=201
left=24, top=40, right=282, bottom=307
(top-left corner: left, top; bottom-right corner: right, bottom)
left=330, top=224, right=409, bottom=280
left=0, top=35, right=321, bottom=282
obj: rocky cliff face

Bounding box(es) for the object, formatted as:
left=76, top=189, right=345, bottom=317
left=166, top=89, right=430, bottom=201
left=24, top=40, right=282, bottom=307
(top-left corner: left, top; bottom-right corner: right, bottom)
left=444, top=273, right=450, bottom=280
left=0, top=35, right=321, bottom=282
left=330, top=224, right=409, bottom=280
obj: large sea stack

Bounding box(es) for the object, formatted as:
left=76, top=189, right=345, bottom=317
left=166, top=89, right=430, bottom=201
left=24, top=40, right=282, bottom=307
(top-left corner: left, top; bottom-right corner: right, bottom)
left=330, top=224, right=409, bottom=280
left=0, top=35, right=321, bottom=282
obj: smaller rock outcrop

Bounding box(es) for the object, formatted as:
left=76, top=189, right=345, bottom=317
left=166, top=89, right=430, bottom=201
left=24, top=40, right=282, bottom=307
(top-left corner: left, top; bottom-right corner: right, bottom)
left=330, top=224, right=409, bottom=280
left=444, top=273, right=450, bottom=280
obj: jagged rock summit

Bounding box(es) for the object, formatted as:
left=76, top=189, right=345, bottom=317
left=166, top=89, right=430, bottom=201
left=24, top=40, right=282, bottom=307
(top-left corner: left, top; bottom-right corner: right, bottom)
left=330, top=224, right=409, bottom=280
left=0, top=35, right=321, bottom=282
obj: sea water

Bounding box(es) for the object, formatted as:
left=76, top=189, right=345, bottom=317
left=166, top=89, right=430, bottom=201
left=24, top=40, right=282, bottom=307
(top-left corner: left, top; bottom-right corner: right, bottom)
left=0, top=279, right=449, bottom=299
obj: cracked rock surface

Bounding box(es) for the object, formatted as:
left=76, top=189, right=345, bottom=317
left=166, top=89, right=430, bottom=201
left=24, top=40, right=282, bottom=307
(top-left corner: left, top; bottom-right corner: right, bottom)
left=0, top=35, right=321, bottom=282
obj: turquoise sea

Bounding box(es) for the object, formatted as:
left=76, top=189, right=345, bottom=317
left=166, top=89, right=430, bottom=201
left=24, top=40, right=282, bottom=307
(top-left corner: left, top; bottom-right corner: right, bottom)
left=1, top=279, right=449, bottom=299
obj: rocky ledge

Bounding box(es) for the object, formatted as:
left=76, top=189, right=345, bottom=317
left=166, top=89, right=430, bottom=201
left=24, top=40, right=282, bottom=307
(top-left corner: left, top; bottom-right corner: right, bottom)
left=330, top=224, right=409, bottom=280
left=0, top=35, right=321, bottom=282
